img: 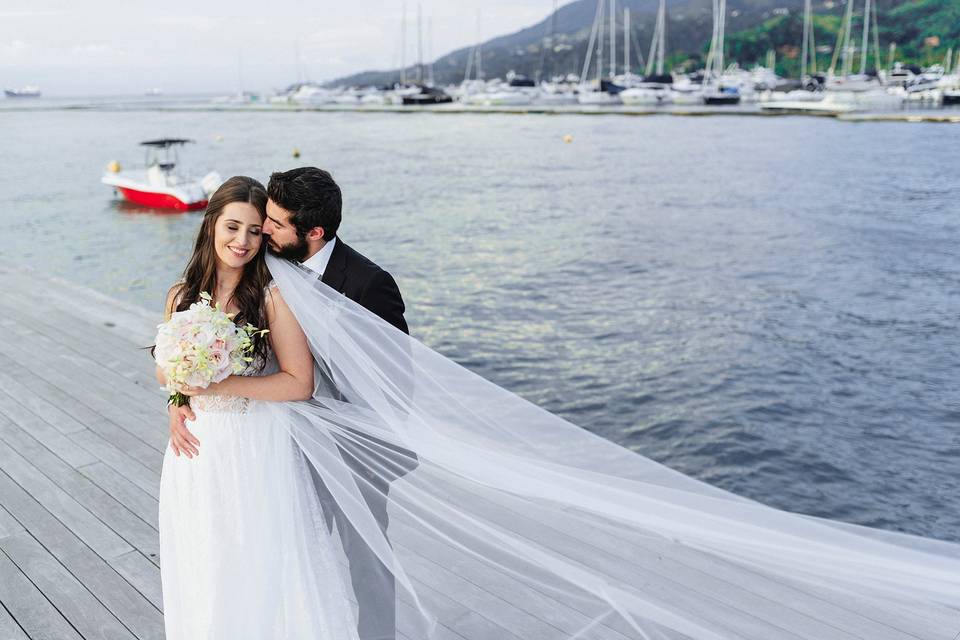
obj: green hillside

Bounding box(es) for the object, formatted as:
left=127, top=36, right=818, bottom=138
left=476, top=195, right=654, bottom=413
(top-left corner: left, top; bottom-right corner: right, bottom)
left=726, top=0, right=960, bottom=76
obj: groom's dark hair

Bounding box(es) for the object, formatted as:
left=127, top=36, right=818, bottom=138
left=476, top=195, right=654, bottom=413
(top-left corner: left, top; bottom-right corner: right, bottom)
left=267, top=167, right=342, bottom=241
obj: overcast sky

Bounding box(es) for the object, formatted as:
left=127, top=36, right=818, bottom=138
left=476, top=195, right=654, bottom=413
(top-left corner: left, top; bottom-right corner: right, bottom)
left=1, top=1, right=558, bottom=95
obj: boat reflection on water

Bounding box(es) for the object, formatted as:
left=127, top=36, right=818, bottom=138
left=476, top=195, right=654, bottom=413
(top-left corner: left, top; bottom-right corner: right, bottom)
left=110, top=199, right=203, bottom=216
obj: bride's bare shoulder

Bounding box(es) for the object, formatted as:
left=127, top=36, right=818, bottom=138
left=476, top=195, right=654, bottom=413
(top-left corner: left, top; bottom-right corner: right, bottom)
left=164, top=280, right=186, bottom=321
left=264, top=281, right=287, bottom=316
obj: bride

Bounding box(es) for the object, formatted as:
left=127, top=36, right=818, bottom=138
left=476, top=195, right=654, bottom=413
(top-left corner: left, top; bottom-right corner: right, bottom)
left=158, top=176, right=960, bottom=640
left=157, top=176, right=360, bottom=639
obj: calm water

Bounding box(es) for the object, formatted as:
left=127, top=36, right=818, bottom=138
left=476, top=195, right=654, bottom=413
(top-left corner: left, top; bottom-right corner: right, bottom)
left=3, top=105, right=958, bottom=542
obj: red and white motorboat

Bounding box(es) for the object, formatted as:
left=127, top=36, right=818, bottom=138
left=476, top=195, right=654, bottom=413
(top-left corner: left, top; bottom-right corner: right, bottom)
left=102, top=138, right=221, bottom=211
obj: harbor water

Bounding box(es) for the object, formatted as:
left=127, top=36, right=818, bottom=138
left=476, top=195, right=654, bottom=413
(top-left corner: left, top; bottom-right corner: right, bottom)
left=3, top=105, right=958, bottom=542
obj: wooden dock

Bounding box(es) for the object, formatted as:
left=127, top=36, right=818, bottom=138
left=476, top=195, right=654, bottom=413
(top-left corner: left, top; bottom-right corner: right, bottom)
left=0, top=261, right=957, bottom=640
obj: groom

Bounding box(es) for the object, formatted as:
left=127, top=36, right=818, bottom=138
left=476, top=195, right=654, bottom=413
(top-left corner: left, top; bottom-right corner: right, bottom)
left=264, top=166, right=411, bottom=640
left=263, top=167, right=408, bottom=334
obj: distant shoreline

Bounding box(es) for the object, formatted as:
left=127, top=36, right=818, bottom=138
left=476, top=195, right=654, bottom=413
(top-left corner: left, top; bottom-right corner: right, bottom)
left=4, top=101, right=960, bottom=123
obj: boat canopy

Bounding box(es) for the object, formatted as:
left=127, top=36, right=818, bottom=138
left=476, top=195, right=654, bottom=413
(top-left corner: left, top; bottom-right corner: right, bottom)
left=139, top=138, right=194, bottom=148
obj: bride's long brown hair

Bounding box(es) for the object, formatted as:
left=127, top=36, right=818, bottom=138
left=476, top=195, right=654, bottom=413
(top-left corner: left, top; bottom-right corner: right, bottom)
left=175, top=176, right=271, bottom=368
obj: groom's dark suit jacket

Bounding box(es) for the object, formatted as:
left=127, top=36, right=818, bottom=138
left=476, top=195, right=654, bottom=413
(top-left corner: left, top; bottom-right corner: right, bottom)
left=320, top=239, right=408, bottom=335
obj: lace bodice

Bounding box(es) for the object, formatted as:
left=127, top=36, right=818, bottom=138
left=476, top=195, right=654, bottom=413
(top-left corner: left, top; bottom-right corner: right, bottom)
left=191, top=350, right=278, bottom=414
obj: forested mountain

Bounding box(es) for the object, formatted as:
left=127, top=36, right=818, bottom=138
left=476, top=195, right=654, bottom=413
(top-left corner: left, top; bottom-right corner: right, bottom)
left=330, top=0, right=959, bottom=85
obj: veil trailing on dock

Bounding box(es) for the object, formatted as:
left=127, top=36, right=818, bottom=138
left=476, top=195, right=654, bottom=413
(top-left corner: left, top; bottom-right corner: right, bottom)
left=265, top=254, right=960, bottom=640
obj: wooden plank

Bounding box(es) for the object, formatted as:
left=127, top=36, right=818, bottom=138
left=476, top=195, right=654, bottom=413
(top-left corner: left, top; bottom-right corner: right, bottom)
left=396, top=534, right=615, bottom=640
left=0, top=470, right=88, bottom=560
left=428, top=479, right=950, bottom=639
left=0, top=471, right=163, bottom=639
left=2, top=266, right=158, bottom=347
left=59, top=544, right=164, bottom=640
left=1, top=287, right=163, bottom=395
left=0, top=389, right=99, bottom=470
left=397, top=596, right=469, bottom=640
left=0, top=327, right=166, bottom=453
left=0, top=303, right=164, bottom=412
left=0, top=602, right=29, bottom=640
left=399, top=574, right=526, bottom=640
left=0, top=546, right=83, bottom=640
left=111, top=550, right=163, bottom=611
left=0, top=440, right=133, bottom=560
left=4, top=288, right=159, bottom=402
left=76, top=462, right=159, bottom=532
left=0, top=505, right=24, bottom=541
left=0, top=351, right=147, bottom=441
left=0, top=367, right=88, bottom=436
left=391, top=520, right=637, bottom=640
left=0, top=342, right=164, bottom=481
left=0, top=532, right=136, bottom=640
left=409, top=480, right=844, bottom=640
left=68, top=430, right=160, bottom=500
left=493, top=489, right=953, bottom=638
left=0, top=413, right=159, bottom=559
left=0, top=316, right=168, bottom=452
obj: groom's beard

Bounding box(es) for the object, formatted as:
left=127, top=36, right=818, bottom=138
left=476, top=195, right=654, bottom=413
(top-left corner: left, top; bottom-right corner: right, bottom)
left=268, top=235, right=310, bottom=263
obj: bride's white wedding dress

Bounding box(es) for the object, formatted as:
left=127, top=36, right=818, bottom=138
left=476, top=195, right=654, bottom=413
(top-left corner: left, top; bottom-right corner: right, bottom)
left=158, top=350, right=360, bottom=640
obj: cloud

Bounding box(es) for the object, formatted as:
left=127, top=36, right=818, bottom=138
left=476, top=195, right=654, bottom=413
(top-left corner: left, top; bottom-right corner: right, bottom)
left=150, top=15, right=221, bottom=32
left=305, top=23, right=387, bottom=50
left=70, top=43, right=126, bottom=58
left=0, top=10, right=65, bottom=18
left=0, top=0, right=560, bottom=93
left=0, top=39, right=31, bottom=60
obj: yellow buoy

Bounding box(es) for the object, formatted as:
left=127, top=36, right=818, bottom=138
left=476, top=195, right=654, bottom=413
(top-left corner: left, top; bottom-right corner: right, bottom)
left=292, top=148, right=301, bottom=158
left=563, top=134, right=573, bottom=144
left=214, top=134, right=224, bottom=142
left=107, top=160, right=122, bottom=173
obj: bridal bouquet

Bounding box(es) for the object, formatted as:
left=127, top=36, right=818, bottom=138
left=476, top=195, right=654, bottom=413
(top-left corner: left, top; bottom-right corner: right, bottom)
left=154, top=292, right=268, bottom=407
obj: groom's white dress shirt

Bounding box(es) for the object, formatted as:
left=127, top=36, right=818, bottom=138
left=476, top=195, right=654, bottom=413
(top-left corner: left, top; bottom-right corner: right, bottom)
left=301, top=237, right=337, bottom=278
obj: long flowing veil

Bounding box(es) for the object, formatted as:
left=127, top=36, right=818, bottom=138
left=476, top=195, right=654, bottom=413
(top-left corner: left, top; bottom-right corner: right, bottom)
left=266, top=254, right=960, bottom=640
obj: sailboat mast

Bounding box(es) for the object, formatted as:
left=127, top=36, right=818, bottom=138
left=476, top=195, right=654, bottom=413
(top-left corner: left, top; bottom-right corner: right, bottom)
left=581, top=0, right=602, bottom=83
left=646, top=2, right=659, bottom=77
left=596, top=0, right=605, bottom=83
left=859, top=0, right=871, bottom=75
left=609, top=0, right=616, bottom=78
left=839, top=0, right=855, bottom=77
left=872, top=4, right=882, bottom=76
left=705, top=0, right=720, bottom=84
left=718, top=0, right=726, bottom=75
left=417, top=4, right=423, bottom=84
left=809, top=8, right=817, bottom=73
left=400, top=3, right=407, bottom=84
left=624, top=8, right=630, bottom=74
left=657, top=0, right=666, bottom=75
left=800, top=0, right=811, bottom=80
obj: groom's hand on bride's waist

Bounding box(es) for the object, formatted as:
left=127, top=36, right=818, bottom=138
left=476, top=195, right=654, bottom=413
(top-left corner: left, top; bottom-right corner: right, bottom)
left=168, top=403, right=199, bottom=459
